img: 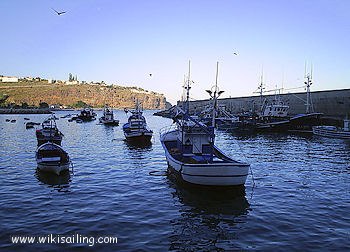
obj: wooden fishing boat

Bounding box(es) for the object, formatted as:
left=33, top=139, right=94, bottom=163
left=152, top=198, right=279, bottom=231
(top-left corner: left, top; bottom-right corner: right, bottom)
left=36, top=142, right=70, bottom=175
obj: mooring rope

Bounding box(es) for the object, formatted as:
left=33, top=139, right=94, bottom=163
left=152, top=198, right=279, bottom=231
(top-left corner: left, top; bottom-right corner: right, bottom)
left=70, top=160, right=74, bottom=175
left=149, top=170, right=168, bottom=176
left=235, top=138, right=256, bottom=188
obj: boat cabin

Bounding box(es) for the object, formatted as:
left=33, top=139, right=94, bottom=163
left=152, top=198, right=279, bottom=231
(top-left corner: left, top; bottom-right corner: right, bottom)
left=104, top=108, right=114, bottom=121
left=176, top=122, right=214, bottom=157
left=260, top=101, right=289, bottom=118
left=128, top=112, right=147, bottom=129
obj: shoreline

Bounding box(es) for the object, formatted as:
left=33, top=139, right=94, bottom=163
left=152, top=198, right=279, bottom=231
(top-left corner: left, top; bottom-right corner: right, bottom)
left=0, top=108, right=52, bottom=114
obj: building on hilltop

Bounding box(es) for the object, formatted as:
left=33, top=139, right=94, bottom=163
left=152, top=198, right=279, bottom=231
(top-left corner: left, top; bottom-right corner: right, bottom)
left=0, top=76, right=19, bottom=83
left=66, top=73, right=79, bottom=84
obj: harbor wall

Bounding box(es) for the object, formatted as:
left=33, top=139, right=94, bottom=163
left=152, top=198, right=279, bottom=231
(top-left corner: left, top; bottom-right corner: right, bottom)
left=182, top=88, right=350, bottom=118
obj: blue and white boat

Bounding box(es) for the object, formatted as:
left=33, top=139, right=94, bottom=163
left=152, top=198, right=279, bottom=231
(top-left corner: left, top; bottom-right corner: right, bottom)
left=160, top=62, right=250, bottom=186
left=123, top=102, right=153, bottom=143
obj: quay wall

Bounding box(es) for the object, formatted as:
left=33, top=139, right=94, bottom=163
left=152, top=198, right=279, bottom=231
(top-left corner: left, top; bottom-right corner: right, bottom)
left=183, top=88, right=350, bottom=118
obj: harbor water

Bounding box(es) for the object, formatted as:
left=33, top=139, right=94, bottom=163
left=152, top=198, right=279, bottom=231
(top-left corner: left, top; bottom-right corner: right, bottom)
left=0, top=110, right=349, bottom=251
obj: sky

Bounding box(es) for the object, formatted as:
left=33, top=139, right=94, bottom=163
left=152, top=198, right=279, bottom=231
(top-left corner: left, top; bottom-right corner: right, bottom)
left=1, top=0, right=350, bottom=104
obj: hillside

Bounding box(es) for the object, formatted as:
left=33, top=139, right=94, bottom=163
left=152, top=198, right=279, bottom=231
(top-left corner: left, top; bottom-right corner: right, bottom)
left=0, top=81, right=168, bottom=109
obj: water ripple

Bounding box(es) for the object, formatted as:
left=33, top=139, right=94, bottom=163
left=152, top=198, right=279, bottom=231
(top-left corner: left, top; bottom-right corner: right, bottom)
left=0, top=113, right=349, bottom=251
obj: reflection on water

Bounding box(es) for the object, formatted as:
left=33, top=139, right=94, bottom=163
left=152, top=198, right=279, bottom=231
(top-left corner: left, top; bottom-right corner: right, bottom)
left=35, top=169, right=71, bottom=192
left=101, top=124, right=116, bottom=136
left=168, top=181, right=250, bottom=251
left=1, top=113, right=350, bottom=251
left=124, top=140, right=152, bottom=150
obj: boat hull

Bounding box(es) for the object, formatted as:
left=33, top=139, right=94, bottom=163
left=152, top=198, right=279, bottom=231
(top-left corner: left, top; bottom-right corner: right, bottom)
left=160, top=131, right=249, bottom=186
left=287, top=113, right=323, bottom=133
left=36, top=129, right=63, bottom=146
left=166, top=160, right=249, bottom=186
left=99, top=118, right=119, bottom=126
left=36, top=161, right=70, bottom=175
left=124, top=132, right=152, bottom=143
left=35, top=142, right=70, bottom=175
left=36, top=137, right=62, bottom=146
left=123, top=122, right=153, bottom=142
left=313, top=126, right=350, bottom=139
left=77, top=116, right=95, bottom=122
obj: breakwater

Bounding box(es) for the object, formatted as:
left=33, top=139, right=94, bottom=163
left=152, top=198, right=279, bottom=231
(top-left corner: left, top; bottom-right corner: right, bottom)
left=183, top=88, right=350, bottom=118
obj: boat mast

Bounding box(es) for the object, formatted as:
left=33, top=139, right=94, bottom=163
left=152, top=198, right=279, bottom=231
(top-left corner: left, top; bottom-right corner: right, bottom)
left=205, top=62, right=224, bottom=127
left=212, top=62, right=219, bottom=127
left=258, top=71, right=265, bottom=114
left=304, top=64, right=313, bottom=114
left=184, top=60, right=191, bottom=114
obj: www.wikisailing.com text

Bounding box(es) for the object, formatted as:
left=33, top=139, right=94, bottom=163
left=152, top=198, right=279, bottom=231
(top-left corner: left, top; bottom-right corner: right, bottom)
left=11, top=234, right=118, bottom=247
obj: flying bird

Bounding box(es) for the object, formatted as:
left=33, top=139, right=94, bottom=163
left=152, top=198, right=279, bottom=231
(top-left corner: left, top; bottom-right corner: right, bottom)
left=149, top=73, right=152, bottom=77
left=233, top=52, right=238, bottom=55
left=51, top=8, right=66, bottom=16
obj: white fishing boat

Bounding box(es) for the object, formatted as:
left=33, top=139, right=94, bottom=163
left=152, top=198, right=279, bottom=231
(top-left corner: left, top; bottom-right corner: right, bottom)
left=99, top=105, right=119, bottom=126
left=36, top=142, right=70, bottom=175
left=123, top=102, right=153, bottom=142
left=36, top=114, right=63, bottom=146
left=160, top=62, right=250, bottom=186
left=313, top=118, right=350, bottom=139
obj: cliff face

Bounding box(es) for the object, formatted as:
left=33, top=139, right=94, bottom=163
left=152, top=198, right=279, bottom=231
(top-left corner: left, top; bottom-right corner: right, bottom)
left=0, top=81, right=167, bottom=109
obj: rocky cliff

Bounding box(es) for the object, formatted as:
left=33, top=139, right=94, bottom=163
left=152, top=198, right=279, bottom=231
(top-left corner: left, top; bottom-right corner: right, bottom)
left=0, top=81, right=168, bottom=109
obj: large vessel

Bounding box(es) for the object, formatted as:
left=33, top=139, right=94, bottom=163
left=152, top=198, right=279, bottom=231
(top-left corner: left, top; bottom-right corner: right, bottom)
left=123, top=102, right=153, bottom=143
left=160, top=62, right=250, bottom=186
left=286, top=71, right=323, bottom=133
left=237, top=70, right=323, bottom=133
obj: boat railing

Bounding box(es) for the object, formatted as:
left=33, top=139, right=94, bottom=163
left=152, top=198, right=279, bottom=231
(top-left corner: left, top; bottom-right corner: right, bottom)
left=159, top=124, right=177, bottom=136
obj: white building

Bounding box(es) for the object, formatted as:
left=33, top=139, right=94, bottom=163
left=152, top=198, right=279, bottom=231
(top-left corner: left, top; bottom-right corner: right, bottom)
left=0, top=76, right=19, bottom=83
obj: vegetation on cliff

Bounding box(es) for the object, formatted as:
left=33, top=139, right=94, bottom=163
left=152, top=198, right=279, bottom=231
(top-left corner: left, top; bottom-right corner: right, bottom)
left=0, top=80, right=168, bottom=109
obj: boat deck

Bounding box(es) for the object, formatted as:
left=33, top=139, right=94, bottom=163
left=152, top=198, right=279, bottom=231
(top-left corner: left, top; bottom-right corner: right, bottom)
left=164, top=140, right=232, bottom=164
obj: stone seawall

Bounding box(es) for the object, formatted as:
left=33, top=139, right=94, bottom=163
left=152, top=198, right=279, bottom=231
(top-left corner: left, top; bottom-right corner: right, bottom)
left=183, top=88, right=350, bottom=118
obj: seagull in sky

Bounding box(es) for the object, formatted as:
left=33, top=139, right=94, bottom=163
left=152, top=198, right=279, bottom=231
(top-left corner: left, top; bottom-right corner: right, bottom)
left=233, top=52, right=238, bottom=55
left=51, top=8, right=66, bottom=16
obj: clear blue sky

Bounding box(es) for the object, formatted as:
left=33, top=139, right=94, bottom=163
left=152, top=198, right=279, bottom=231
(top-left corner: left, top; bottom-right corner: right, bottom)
left=1, top=0, right=349, bottom=104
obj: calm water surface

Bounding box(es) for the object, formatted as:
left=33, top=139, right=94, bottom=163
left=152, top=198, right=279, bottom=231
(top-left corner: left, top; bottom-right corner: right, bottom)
left=0, top=111, right=349, bottom=251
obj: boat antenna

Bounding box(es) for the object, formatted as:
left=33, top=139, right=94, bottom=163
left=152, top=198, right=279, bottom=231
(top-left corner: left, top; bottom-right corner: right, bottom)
left=181, top=74, right=186, bottom=107
left=185, top=60, right=191, bottom=114
left=258, top=67, right=265, bottom=113
left=281, top=69, right=285, bottom=94
left=205, top=62, right=224, bottom=127
left=311, top=63, right=313, bottom=79
left=212, top=62, right=219, bottom=127
left=304, top=63, right=314, bottom=114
